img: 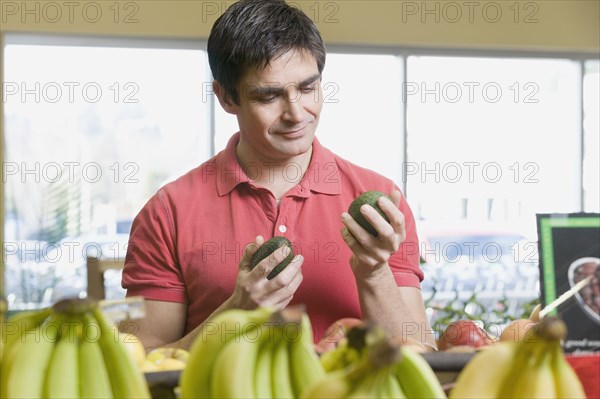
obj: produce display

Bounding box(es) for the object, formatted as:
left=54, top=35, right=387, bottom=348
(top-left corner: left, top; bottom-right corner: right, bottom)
left=0, top=296, right=590, bottom=399
left=313, top=324, right=446, bottom=399
left=179, top=305, right=325, bottom=398
left=143, top=347, right=189, bottom=372
left=449, top=317, right=586, bottom=398
left=0, top=298, right=150, bottom=399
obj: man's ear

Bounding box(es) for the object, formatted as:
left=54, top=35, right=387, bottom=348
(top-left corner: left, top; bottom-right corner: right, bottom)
left=213, top=81, right=237, bottom=115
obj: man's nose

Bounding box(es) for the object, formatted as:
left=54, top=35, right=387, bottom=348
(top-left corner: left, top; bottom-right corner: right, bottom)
left=282, top=96, right=304, bottom=123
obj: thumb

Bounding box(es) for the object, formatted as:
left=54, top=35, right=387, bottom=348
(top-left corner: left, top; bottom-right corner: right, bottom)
left=240, top=235, right=264, bottom=270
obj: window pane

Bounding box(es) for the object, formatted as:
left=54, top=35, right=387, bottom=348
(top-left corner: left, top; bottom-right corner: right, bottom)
left=318, top=54, right=405, bottom=185
left=584, top=60, right=599, bottom=212
left=407, top=56, right=581, bottom=226
left=3, top=43, right=209, bottom=307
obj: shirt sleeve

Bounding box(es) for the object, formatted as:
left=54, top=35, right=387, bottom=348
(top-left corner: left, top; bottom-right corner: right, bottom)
left=122, top=189, right=188, bottom=303
left=389, top=188, right=423, bottom=288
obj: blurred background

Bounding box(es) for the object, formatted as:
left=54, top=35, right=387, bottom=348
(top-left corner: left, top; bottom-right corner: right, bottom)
left=1, top=1, right=598, bottom=332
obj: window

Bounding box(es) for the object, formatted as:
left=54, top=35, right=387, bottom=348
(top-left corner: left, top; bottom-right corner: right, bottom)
left=3, top=41, right=209, bottom=306
left=406, top=56, right=581, bottom=226
left=584, top=60, right=600, bottom=212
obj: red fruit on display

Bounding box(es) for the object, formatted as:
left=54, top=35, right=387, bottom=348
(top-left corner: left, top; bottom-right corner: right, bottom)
left=437, top=320, right=493, bottom=351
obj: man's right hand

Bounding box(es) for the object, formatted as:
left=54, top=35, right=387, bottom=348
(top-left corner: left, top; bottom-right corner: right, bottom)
left=229, top=235, right=304, bottom=310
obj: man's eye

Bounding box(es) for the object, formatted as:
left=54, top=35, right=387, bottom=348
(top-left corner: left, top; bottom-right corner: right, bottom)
left=258, top=96, right=276, bottom=103
left=300, top=87, right=316, bottom=93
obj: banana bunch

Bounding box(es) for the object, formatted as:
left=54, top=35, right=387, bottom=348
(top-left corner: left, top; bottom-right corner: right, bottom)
left=180, top=305, right=326, bottom=398
left=308, top=324, right=447, bottom=399
left=0, top=298, right=151, bottom=399
left=450, top=316, right=586, bottom=399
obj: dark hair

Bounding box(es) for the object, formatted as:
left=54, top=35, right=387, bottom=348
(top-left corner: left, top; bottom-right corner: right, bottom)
left=207, top=0, right=326, bottom=104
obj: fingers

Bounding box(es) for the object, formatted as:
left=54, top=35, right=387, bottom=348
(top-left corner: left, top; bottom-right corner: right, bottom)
left=341, top=190, right=408, bottom=270
left=260, top=258, right=304, bottom=307
left=251, top=245, right=292, bottom=280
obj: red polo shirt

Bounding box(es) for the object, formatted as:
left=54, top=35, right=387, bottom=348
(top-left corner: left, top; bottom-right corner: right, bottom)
left=122, top=133, right=423, bottom=340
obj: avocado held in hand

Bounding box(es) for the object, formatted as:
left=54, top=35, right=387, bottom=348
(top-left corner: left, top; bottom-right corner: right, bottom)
left=348, top=191, right=391, bottom=237
left=250, top=236, right=295, bottom=280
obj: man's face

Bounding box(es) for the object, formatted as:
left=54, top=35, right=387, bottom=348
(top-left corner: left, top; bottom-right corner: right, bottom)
left=225, top=50, right=323, bottom=164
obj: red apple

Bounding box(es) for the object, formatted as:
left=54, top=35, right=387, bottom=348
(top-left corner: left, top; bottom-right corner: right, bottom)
left=437, top=320, right=494, bottom=351
left=314, top=317, right=364, bottom=354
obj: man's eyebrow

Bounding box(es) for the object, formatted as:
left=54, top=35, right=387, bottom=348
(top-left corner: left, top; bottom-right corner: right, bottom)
left=299, top=73, right=322, bottom=86
left=248, top=73, right=322, bottom=96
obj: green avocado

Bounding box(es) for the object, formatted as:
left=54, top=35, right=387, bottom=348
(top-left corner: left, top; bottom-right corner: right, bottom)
left=250, top=236, right=295, bottom=280
left=348, top=191, right=391, bottom=237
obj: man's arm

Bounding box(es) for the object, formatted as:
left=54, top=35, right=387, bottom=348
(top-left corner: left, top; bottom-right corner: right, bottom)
left=122, top=235, right=304, bottom=351
left=354, top=269, right=437, bottom=350
left=122, top=300, right=187, bottom=352
left=341, top=190, right=436, bottom=350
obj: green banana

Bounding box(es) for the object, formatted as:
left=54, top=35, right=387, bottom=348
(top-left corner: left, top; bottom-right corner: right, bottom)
left=394, top=346, right=446, bottom=399
left=179, top=307, right=274, bottom=399
left=319, top=339, right=361, bottom=372
left=254, top=326, right=275, bottom=399
left=378, top=368, right=406, bottom=399
left=346, top=367, right=382, bottom=399
left=43, top=317, right=80, bottom=398
left=299, top=367, right=353, bottom=399
left=79, top=314, right=114, bottom=399
left=2, top=307, right=54, bottom=354
left=1, top=313, right=62, bottom=399
left=271, top=327, right=296, bottom=399
left=289, top=313, right=326, bottom=397
left=91, top=306, right=151, bottom=399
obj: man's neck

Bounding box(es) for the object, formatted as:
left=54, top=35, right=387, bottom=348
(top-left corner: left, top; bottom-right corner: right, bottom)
left=236, top=146, right=313, bottom=201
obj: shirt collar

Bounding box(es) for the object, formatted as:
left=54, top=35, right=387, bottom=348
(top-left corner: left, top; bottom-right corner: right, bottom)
left=215, top=132, right=341, bottom=197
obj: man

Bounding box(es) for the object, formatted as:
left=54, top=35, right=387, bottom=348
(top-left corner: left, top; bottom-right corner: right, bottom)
left=122, top=0, right=435, bottom=351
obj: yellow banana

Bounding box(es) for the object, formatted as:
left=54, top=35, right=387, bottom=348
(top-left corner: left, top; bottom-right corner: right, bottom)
left=91, top=306, right=151, bottom=399
left=509, top=345, right=556, bottom=398
left=550, top=342, right=586, bottom=398
left=394, top=346, right=447, bottom=399
left=271, top=327, right=295, bottom=399
left=1, top=313, right=62, bottom=399
left=1, top=307, right=54, bottom=355
left=44, top=317, right=80, bottom=398
left=254, top=325, right=275, bottom=399
left=449, top=341, right=517, bottom=398
left=289, top=313, right=326, bottom=397
left=210, top=320, right=271, bottom=398
left=79, top=314, right=114, bottom=399
left=179, top=306, right=274, bottom=399
left=0, top=298, right=5, bottom=362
